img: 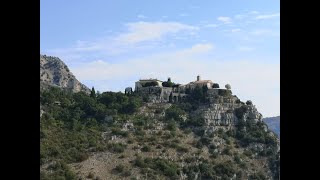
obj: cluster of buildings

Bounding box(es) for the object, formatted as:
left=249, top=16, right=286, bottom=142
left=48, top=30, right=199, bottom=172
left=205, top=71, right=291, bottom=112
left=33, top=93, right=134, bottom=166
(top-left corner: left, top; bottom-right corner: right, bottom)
left=133, top=75, right=214, bottom=92
left=125, top=75, right=228, bottom=103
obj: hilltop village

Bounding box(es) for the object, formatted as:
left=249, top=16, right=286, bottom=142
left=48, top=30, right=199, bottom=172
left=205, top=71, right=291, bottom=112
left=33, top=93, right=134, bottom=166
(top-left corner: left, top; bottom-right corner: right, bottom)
left=125, top=75, right=233, bottom=103
left=40, top=56, right=280, bottom=180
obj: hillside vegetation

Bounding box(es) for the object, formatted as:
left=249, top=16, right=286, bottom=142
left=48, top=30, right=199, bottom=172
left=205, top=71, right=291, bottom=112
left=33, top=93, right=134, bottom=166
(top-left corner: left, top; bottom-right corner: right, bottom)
left=40, top=87, right=279, bottom=180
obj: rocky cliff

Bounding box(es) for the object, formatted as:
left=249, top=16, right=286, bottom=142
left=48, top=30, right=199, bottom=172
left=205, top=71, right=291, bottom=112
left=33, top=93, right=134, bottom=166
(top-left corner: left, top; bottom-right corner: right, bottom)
left=40, top=54, right=90, bottom=93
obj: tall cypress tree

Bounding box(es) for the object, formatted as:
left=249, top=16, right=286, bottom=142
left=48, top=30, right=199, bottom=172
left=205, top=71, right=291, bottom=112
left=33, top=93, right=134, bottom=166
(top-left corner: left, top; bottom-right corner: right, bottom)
left=169, top=92, right=173, bottom=103
left=90, top=87, right=96, bottom=99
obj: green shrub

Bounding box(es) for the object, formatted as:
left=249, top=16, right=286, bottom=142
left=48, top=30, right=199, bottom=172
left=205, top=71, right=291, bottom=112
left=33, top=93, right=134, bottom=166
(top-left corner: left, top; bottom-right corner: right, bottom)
left=169, top=142, right=179, bottom=149
left=119, top=154, right=126, bottom=159
left=141, top=145, right=151, bottom=152
left=176, top=145, right=189, bottom=153
left=196, top=141, right=203, bottom=149
left=218, top=89, right=232, bottom=96
left=223, top=146, right=232, bottom=155
left=111, top=128, right=128, bottom=137
left=127, top=139, right=134, bottom=144
left=249, top=171, right=267, bottom=180
left=243, top=150, right=253, bottom=157
left=133, top=157, right=179, bottom=178
left=199, top=162, right=215, bottom=179
left=235, top=106, right=248, bottom=119
left=108, top=143, right=126, bottom=153
left=212, top=83, right=220, bottom=88
left=122, top=169, right=131, bottom=177
left=114, top=165, right=125, bottom=173
left=213, top=161, right=237, bottom=178
left=142, top=81, right=158, bottom=87
left=162, top=81, right=174, bottom=87
left=210, top=152, right=218, bottom=159
left=200, top=137, right=212, bottom=146
left=155, top=109, right=162, bottom=114
left=87, top=172, right=95, bottom=178
left=234, top=155, right=241, bottom=164
left=166, top=121, right=177, bottom=131
left=165, top=105, right=186, bottom=122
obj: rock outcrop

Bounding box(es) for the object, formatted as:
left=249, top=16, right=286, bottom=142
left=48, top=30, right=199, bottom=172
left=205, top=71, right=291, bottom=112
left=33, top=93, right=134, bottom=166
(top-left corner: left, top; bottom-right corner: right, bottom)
left=40, top=54, right=90, bottom=93
left=190, top=90, right=262, bottom=133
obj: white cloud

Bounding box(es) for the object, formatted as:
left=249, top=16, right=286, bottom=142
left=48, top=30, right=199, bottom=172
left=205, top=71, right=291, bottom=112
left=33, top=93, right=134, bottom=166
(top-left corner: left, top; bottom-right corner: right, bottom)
left=249, top=11, right=259, bottom=14
left=115, top=21, right=198, bottom=44
left=217, top=16, right=232, bottom=24
left=71, top=43, right=214, bottom=81
left=231, top=28, right=241, bottom=33
left=137, top=14, right=146, bottom=19
left=45, top=21, right=200, bottom=61
left=255, top=13, right=280, bottom=20
left=69, top=44, right=279, bottom=117
left=176, top=43, right=215, bottom=56
left=234, top=14, right=247, bottom=19
left=204, top=24, right=219, bottom=28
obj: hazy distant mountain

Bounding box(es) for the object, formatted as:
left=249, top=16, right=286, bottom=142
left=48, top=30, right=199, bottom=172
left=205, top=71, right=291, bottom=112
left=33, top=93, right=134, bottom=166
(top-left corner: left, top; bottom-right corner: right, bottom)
left=263, top=116, right=280, bottom=137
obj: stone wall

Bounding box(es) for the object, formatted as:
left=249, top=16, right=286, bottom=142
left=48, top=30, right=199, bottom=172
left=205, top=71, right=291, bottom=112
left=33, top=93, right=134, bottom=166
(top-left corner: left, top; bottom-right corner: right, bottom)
left=135, top=86, right=188, bottom=103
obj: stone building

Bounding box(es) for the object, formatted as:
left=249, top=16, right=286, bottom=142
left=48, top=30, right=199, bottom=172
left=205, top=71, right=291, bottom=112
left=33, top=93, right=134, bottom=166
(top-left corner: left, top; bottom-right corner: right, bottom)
left=134, top=78, right=163, bottom=91
left=131, top=75, right=219, bottom=103
left=185, top=75, right=214, bottom=90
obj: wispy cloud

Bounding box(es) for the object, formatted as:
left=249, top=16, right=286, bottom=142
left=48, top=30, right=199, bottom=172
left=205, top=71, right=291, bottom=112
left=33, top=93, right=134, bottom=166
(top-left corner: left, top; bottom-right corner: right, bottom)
left=115, top=21, right=198, bottom=44
left=217, top=16, right=232, bottom=24
left=231, top=28, right=241, bottom=33
left=204, top=24, right=219, bottom=28
left=71, top=43, right=215, bottom=81
left=137, top=14, right=147, bottom=19
left=45, top=21, right=199, bottom=62
left=255, top=13, right=280, bottom=20
left=249, top=11, right=259, bottom=14
left=234, top=14, right=247, bottom=19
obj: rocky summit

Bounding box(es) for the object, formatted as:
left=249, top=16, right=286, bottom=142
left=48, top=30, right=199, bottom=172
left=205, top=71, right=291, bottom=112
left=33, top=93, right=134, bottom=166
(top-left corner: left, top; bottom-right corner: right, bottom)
left=40, top=54, right=90, bottom=93
left=40, top=56, right=280, bottom=180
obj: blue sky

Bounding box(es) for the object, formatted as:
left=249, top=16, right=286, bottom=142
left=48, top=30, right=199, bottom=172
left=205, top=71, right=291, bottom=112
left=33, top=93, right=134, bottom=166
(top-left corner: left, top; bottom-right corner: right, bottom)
left=41, top=0, right=280, bottom=117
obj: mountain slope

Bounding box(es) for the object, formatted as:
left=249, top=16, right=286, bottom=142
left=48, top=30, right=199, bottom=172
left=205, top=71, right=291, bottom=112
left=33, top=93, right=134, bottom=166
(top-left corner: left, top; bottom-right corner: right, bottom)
left=263, top=116, right=280, bottom=137
left=40, top=54, right=90, bottom=93
left=40, top=55, right=280, bottom=180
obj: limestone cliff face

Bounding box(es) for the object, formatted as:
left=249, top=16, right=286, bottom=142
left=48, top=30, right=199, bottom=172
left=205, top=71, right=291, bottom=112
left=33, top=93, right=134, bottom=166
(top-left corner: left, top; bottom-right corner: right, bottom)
left=192, top=90, right=264, bottom=133
left=40, top=54, right=90, bottom=93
